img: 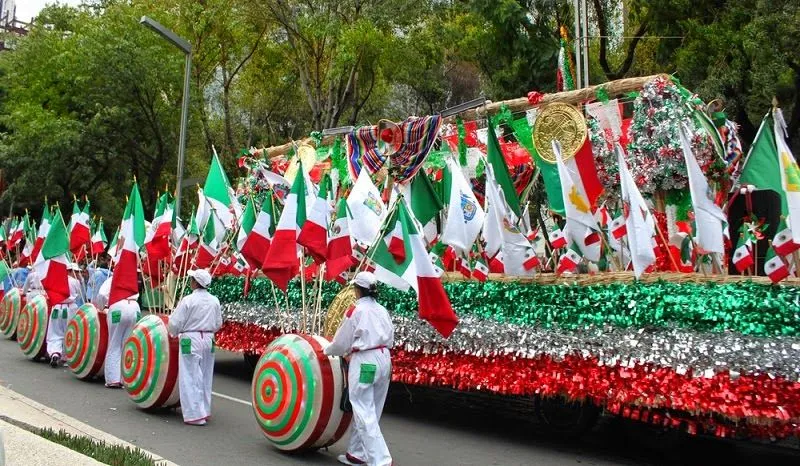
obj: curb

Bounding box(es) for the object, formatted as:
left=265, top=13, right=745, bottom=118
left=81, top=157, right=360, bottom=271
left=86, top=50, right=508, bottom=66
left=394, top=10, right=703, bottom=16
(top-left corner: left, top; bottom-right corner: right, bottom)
left=0, top=385, right=178, bottom=465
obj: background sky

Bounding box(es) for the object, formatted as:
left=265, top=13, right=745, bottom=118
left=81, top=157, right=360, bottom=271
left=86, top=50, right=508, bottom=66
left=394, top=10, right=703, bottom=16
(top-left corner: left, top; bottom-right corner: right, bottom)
left=15, top=0, right=82, bottom=22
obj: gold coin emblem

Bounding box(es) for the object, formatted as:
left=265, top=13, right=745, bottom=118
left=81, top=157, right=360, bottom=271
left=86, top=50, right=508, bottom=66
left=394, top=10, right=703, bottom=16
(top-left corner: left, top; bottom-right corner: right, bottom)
left=532, top=103, right=587, bottom=164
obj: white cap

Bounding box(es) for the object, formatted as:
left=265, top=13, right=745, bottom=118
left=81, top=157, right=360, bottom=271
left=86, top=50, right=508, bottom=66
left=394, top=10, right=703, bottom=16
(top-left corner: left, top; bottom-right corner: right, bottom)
left=188, top=269, right=212, bottom=288
left=353, top=271, right=377, bottom=289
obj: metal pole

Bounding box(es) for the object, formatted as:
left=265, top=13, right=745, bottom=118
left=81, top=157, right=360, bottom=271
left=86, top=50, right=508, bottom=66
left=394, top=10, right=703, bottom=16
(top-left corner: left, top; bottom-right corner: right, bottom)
left=573, top=0, right=582, bottom=89
left=582, top=0, right=590, bottom=87
left=175, top=52, right=191, bottom=220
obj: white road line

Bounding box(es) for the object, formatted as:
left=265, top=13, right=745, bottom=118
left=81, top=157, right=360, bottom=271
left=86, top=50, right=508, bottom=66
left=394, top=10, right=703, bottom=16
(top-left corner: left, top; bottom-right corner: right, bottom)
left=212, top=391, right=252, bottom=406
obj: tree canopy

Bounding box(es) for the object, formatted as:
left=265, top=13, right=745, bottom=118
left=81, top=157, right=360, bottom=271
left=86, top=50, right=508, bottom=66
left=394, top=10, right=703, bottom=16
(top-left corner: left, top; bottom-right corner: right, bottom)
left=1, top=0, right=799, bottom=224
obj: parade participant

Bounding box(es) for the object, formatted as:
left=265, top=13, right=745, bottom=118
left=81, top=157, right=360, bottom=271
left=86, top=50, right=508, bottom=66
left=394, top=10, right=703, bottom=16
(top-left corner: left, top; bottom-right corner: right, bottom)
left=168, top=269, right=222, bottom=426
left=324, top=271, right=394, bottom=466
left=22, top=266, right=44, bottom=301
left=93, top=274, right=112, bottom=310
left=103, top=285, right=139, bottom=388
left=46, top=263, right=83, bottom=367
left=69, top=263, right=86, bottom=309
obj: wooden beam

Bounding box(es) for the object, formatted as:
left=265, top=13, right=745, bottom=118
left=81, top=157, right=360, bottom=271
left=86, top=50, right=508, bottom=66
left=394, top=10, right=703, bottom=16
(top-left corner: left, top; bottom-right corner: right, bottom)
left=257, top=74, right=668, bottom=158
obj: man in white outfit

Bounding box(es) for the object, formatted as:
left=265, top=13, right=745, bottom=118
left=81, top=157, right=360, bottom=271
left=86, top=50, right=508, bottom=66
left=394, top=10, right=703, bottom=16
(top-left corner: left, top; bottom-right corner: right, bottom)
left=22, top=267, right=45, bottom=301
left=46, top=263, right=84, bottom=367
left=168, top=269, right=222, bottom=426
left=103, top=289, right=140, bottom=388
left=325, top=271, right=394, bottom=466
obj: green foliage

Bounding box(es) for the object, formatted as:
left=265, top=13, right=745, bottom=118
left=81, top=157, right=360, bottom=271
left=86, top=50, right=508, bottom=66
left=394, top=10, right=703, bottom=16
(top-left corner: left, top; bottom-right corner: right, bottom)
left=36, top=428, right=158, bottom=466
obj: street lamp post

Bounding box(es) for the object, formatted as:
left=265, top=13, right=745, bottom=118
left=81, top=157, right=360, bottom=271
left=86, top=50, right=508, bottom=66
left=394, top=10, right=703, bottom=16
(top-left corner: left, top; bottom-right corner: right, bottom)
left=140, top=16, right=192, bottom=220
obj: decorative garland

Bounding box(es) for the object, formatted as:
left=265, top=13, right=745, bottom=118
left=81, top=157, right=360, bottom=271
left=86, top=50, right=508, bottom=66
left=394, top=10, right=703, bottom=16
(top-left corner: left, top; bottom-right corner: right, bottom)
left=208, top=277, right=800, bottom=337
left=215, top=321, right=800, bottom=438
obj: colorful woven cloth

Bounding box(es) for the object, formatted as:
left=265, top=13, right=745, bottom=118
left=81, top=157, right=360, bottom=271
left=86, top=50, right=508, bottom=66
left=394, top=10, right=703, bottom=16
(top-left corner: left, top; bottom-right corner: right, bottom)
left=346, top=115, right=442, bottom=182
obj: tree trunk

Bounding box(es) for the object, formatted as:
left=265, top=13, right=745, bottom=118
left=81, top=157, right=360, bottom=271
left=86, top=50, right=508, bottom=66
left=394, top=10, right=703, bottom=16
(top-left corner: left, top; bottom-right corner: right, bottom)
left=221, top=65, right=236, bottom=157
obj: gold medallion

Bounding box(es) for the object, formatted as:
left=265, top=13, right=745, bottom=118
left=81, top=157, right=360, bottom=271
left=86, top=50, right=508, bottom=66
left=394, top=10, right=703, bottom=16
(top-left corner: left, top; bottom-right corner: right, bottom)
left=284, top=144, right=317, bottom=184
left=532, top=103, right=587, bottom=164
left=323, top=285, right=357, bottom=339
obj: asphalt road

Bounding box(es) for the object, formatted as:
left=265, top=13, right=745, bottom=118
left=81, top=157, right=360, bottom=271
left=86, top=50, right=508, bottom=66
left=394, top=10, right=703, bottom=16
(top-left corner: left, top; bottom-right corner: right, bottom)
left=1, top=339, right=798, bottom=466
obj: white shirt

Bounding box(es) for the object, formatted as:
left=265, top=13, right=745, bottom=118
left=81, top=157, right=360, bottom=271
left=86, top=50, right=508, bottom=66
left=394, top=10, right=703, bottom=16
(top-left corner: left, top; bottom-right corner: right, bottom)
left=324, top=296, right=394, bottom=357
left=168, top=288, right=223, bottom=336
left=22, top=270, right=43, bottom=295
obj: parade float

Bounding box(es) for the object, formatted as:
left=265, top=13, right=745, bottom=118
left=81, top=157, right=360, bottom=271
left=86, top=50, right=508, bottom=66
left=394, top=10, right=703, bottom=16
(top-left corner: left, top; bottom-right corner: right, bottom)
left=199, top=73, right=800, bottom=444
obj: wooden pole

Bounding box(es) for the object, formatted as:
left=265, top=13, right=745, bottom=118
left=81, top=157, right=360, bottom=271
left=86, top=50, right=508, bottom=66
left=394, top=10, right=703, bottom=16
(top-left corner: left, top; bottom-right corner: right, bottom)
left=255, top=74, right=668, bottom=159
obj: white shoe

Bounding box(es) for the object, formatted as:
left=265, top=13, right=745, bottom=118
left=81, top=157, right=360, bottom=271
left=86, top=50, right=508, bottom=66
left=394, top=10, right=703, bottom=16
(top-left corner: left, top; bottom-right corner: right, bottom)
left=337, top=453, right=366, bottom=465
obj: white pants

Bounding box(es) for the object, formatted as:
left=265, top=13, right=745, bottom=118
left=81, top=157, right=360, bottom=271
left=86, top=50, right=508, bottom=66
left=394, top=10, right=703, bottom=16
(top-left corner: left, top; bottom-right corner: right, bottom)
left=46, top=305, right=73, bottom=357
left=346, top=348, right=392, bottom=466
left=178, top=332, right=215, bottom=422
left=104, top=301, right=139, bottom=384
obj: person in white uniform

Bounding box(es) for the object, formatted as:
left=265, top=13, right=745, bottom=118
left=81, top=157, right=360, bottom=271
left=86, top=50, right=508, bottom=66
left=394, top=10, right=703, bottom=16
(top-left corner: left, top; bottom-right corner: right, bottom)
left=46, top=263, right=84, bottom=367
left=324, top=271, right=394, bottom=466
left=103, top=289, right=140, bottom=388
left=168, top=269, right=222, bottom=426
left=22, top=267, right=45, bottom=301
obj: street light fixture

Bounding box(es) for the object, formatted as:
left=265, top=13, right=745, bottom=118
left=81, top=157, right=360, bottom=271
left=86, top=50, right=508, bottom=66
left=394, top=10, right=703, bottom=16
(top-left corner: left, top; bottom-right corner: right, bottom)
left=140, top=16, right=192, bottom=219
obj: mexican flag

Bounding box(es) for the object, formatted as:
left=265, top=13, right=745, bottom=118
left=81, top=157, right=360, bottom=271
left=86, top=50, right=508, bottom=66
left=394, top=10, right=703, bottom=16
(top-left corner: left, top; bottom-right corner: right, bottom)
left=19, top=220, right=36, bottom=267
left=472, top=256, right=489, bottom=282
left=772, top=223, right=799, bottom=257
left=557, top=247, right=582, bottom=274
left=298, top=174, right=331, bottom=263
left=107, top=227, right=120, bottom=263
left=765, top=248, right=789, bottom=283
left=203, top=151, right=237, bottom=229
left=195, top=213, right=220, bottom=270
left=109, top=183, right=146, bottom=306
left=548, top=228, right=568, bottom=249
left=69, top=199, right=91, bottom=256
left=33, top=208, right=70, bottom=305
left=31, top=204, right=52, bottom=261
left=237, top=197, right=274, bottom=270
left=732, top=236, right=754, bottom=273
left=325, top=198, right=356, bottom=281
left=486, top=122, right=521, bottom=218
left=145, top=193, right=173, bottom=262
left=8, top=217, right=23, bottom=250
left=610, top=216, right=627, bottom=240
left=739, top=110, right=800, bottom=243
left=91, top=219, right=107, bottom=255
left=262, top=162, right=308, bottom=291
left=173, top=213, right=199, bottom=275
left=441, top=158, right=484, bottom=252
left=371, top=200, right=459, bottom=338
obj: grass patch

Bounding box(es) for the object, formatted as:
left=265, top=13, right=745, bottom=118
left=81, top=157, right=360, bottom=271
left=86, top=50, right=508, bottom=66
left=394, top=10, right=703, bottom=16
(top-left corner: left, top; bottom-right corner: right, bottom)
left=36, top=428, right=161, bottom=466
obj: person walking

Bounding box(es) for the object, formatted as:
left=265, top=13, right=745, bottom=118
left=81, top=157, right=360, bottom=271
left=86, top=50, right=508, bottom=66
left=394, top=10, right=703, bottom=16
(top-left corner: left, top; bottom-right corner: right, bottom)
left=168, top=269, right=222, bottom=426
left=324, top=271, right=394, bottom=466
left=103, top=288, right=139, bottom=388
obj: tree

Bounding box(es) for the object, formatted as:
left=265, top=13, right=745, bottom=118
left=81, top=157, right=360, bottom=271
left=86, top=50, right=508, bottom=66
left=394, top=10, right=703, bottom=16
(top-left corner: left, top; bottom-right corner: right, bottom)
left=0, top=3, right=192, bottom=226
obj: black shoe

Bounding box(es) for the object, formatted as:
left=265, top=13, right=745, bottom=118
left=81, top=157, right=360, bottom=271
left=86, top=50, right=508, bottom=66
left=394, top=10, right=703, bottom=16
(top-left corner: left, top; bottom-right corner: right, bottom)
left=49, top=354, right=60, bottom=368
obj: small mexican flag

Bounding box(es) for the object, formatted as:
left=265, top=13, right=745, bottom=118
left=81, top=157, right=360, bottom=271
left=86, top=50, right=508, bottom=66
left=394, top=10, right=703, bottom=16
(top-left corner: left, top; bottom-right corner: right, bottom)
left=109, top=183, right=145, bottom=306
left=549, top=228, right=567, bottom=249
left=91, top=219, right=107, bottom=255
left=610, top=216, right=627, bottom=240
left=557, top=247, right=582, bottom=274
left=298, top=173, right=331, bottom=263
left=34, top=208, right=71, bottom=305
left=31, top=203, right=51, bottom=262
left=145, top=193, right=173, bottom=262
left=325, top=198, right=355, bottom=281
left=371, top=201, right=459, bottom=338
left=765, top=248, right=789, bottom=283
left=195, top=213, right=220, bottom=269
left=237, top=197, right=274, bottom=270
left=472, top=256, right=489, bottom=282
left=772, top=224, right=799, bottom=257
left=731, top=237, right=753, bottom=273
left=69, top=199, right=91, bottom=256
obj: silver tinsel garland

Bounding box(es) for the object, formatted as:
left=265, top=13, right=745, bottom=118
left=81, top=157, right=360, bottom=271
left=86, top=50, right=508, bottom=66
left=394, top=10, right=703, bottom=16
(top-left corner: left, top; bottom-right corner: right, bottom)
left=223, top=303, right=800, bottom=382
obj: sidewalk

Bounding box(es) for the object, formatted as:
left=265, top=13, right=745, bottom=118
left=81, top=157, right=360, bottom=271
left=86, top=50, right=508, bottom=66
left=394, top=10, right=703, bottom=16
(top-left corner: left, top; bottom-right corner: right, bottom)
left=0, top=385, right=177, bottom=465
